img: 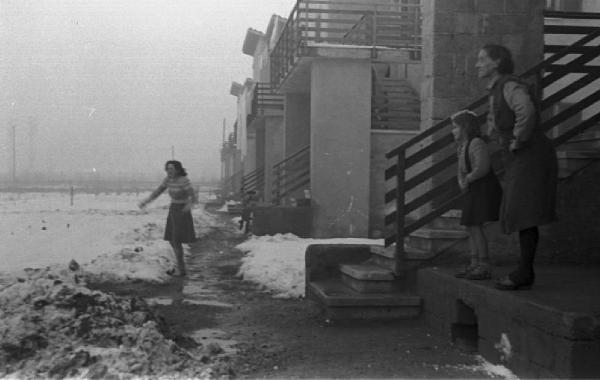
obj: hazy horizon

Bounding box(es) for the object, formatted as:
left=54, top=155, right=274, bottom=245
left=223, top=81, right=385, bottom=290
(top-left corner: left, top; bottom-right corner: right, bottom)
left=0, top=0, right=296, bottom=182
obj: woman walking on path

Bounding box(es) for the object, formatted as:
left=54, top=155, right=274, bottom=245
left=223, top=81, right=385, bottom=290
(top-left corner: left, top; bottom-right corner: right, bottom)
left=452, top=110, right=503, bottom=281
left=476, top=44, right=558, bottom=290
left=139, top=160, right=197, bottom=276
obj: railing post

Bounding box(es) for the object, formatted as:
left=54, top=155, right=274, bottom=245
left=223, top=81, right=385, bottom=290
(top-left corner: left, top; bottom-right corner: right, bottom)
left=274, top=165, right=281, bottom=205
left=395, top=151, right=406, bottom=275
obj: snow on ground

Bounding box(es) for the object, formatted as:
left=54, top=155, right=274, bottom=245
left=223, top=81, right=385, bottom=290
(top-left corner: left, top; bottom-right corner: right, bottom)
left=0, top=191, right=221, bottom=284
left=235, top=233, right=383, bottom=298
left=447, top=355, right=519, bottom=380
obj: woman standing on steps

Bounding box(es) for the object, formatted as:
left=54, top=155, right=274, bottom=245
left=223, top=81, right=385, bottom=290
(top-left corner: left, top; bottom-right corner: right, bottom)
left=139, top=160, right=197, bottom=276
left=476, top=44, right=558, bottom=290
left=452, top=110, right=503, bottom=281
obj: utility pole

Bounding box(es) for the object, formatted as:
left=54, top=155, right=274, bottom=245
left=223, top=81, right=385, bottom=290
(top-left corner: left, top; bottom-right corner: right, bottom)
left=10, top=122, right=16, bottom=182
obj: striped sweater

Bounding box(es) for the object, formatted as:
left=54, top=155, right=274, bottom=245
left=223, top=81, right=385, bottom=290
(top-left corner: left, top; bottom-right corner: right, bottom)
left=149, top=176, right=196, bottom=204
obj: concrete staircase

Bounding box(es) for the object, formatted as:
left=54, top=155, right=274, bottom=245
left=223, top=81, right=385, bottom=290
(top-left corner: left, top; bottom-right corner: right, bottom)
left=306, top=211, right=467, bottom=320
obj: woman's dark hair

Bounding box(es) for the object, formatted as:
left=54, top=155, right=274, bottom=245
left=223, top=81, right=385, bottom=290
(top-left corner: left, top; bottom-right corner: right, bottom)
left=451, top=110, right=481, bottom=140
left=482, top=44, right=515, bottom=74
left=165, top=160, right=187, bottom=177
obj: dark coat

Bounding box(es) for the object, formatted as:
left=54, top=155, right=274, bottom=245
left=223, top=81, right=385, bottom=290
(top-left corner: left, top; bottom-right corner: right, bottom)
left=489, top=76, right=558, bottom=234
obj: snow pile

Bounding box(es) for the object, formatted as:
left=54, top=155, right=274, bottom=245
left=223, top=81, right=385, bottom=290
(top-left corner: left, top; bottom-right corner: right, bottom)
left=449, top=355, right=519, bottom=380
left=0, top=267, right=214, bottom=379
left=235, top=233, right=383, bottom=298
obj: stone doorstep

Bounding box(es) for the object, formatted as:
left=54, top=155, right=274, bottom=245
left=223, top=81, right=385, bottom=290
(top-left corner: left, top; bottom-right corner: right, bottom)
left=417, top=266, right=600, bottom=378
left=371, top=244, right=435, bottom=261
left=308, top=279, right=422, bottom=308
left=341, top=273, right=395, bottom=294
left=339, top=263, right=394, bottom=281
left=417, top=267, right=600, bottom=341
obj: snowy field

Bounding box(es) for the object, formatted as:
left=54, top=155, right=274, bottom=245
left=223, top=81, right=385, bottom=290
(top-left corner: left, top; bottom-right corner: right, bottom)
left=0, top=191, right=221, bottom=284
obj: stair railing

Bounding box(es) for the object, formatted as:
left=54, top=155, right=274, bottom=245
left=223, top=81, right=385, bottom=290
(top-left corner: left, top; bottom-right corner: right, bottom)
left=241, top=167, right=265, bottom=195
left=272, top=145, right=310, bottom=205
left=384, top=17, right=600, bottom=265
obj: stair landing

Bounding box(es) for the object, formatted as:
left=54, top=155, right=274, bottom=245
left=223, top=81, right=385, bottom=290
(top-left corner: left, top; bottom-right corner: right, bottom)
left=308, top=279, right=421, bottom=320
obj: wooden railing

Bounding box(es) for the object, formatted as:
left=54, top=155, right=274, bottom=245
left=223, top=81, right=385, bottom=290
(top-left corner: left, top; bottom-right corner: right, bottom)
left=272, top=145, right=310, bottom=205
left=248, top=83, right=285, bottom=125
left=241, top=167, right=265, bottom=195
left=384, top=15, right=600, bottom=261
left=270, top=0, right=421, bottom=89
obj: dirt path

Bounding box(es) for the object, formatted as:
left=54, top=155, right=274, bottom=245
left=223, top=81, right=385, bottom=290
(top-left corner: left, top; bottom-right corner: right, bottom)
left=101, top=215, right=499, bottom=379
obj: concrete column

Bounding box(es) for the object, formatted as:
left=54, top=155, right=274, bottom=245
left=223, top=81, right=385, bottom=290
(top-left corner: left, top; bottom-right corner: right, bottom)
left=310, top=58, right=371, bottom=238
left=263, top=116, right=285, bottom=203
left=283, top=93, right=311, bottom=157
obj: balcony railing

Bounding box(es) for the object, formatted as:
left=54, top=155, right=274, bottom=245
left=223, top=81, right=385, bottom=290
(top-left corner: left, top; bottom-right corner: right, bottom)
left=270, top=0, right=421, bottom=89
left=248, top=83, right=285, bottom=125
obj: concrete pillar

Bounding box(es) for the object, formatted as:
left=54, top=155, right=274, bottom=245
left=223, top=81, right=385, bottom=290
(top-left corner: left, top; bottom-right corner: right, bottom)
left=310, top=58, right=371, bottom=238
left=263, top=116, right=285, bottom=203
left=284, top=93, right=310, bottom=157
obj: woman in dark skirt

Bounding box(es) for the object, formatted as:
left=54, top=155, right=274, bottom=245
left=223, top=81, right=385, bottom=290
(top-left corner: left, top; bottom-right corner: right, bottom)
left=476, top=44, right=558, bottom=290
left=139, top=160, right=197, bottom=276
left=452, top=110, right=503, bottom=280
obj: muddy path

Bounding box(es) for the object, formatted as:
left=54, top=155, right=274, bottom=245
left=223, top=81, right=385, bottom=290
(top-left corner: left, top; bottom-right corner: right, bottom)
left=95, top=215, right=497, bottom=379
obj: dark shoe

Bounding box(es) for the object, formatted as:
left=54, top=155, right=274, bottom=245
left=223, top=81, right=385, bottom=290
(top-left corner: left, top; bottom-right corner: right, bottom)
left=494, top=276, right=532, bottom=290
left=466, top=265, right=492, bottom=280
left=455, top=264, right=477, bottom=278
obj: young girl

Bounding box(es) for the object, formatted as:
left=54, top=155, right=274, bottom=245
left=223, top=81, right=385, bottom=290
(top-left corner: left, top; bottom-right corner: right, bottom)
left=451, top=110, right=503, bottom=280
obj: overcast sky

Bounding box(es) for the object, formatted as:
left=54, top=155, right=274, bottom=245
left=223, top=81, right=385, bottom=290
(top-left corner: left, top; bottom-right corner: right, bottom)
left=0, top=0, right=296, bottom=180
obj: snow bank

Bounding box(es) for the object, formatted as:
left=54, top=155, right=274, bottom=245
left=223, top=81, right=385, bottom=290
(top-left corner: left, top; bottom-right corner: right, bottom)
left=235, top=233, right=383, bottom=298
left=0, top=266, right=214, bottom=379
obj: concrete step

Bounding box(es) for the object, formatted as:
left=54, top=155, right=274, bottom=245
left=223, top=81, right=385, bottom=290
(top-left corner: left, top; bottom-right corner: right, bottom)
left=406, top=228, right=469, bottom=254
left=307, top=279, right=422, bottom=320
left=426, top=210, right=464, bottom=230
left=561, top=132, right=600, bottom=150
left=557, top=149, right=600, bottom=179
left=339, top=263, right=395, bottom=293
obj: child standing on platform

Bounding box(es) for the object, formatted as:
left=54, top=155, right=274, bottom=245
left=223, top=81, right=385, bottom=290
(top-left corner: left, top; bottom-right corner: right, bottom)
left=451, top=110, right=503, bottom=280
